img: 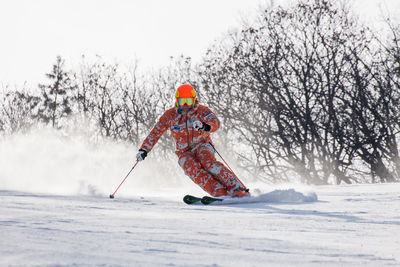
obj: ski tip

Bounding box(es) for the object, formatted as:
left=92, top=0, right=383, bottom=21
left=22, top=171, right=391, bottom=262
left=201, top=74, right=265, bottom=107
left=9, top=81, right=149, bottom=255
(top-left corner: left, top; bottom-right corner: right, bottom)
left=183, top=195, right=202, bottom=205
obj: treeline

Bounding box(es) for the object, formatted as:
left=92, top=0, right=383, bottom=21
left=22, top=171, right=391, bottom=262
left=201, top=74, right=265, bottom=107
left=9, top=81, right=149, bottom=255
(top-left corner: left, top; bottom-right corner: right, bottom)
left=1, top=0, right=399, bottom=184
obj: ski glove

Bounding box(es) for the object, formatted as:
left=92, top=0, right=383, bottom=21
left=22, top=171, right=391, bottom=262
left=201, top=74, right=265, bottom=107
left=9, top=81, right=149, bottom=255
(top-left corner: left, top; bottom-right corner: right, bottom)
left=193, top=120, right=211, bottom=131
left=136, top=148, right=147, bottom=162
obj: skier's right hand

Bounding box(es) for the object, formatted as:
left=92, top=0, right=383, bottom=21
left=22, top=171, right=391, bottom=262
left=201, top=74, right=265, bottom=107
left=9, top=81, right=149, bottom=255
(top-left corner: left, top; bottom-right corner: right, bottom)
left=136, top=148, right=147, bottom=162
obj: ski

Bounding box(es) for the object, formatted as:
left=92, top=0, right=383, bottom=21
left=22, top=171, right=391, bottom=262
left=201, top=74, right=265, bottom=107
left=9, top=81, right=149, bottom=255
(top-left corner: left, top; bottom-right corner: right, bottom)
left=183, top=195, right=253, bottom=205
left=201, top=196, right=224, bottom=205
left=184, top=189, right=318, bottom=206
left=183, top=195, right=203, bottom=205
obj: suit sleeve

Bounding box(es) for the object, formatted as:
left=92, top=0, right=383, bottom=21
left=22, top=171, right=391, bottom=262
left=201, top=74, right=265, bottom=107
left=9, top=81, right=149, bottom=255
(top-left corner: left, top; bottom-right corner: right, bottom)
left=202, top=107, right=220, bottom=133
left=140, top=111, right=170, bottom=152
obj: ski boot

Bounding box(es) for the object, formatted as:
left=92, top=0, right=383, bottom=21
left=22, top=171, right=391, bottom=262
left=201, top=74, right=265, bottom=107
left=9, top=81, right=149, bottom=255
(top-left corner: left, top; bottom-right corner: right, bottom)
left=214, top=188, right=229, bottom=197
left=231, top=187, right=250, bottom=198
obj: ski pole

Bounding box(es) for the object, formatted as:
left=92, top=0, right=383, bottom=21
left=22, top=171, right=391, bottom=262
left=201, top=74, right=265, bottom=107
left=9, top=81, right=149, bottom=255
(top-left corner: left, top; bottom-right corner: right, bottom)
left=109, top=161, right=139, bottom=199
left=209, top=142, right=248, bottom=190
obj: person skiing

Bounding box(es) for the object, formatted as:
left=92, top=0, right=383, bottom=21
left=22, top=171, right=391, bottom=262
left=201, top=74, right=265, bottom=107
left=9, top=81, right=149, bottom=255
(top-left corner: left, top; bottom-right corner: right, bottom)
left=135, top=84, right=249, bottom=198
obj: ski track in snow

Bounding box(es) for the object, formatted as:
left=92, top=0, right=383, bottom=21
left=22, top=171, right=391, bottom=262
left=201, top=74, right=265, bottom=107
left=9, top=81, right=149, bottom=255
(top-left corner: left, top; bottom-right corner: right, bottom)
left=1, top=184, right=400, bottom=266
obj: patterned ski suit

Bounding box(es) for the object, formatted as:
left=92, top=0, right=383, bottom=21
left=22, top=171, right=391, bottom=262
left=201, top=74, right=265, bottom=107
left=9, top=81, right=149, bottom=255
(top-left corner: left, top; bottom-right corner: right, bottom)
left=140, top=104, right=243, bottom=196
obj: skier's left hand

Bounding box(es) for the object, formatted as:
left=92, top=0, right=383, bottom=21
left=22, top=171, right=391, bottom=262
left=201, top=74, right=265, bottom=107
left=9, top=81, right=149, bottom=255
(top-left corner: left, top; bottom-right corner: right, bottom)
left=193, top=120, right=204, bottom=131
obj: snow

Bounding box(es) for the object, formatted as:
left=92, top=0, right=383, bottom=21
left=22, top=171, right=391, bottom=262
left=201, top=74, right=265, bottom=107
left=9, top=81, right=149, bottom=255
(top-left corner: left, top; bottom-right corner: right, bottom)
left=1, top=183, right=399, bottom=266
left=0, top=130, right=399, bottom=265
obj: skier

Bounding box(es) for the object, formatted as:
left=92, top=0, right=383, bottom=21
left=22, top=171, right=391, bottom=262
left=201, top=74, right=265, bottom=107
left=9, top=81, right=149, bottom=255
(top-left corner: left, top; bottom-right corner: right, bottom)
left=135, top=84, right=249, bottom=197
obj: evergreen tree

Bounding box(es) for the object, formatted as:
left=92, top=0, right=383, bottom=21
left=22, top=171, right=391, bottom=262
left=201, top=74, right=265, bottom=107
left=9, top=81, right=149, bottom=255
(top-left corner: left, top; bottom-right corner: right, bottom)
left=38, top=56, right=77, bottom=128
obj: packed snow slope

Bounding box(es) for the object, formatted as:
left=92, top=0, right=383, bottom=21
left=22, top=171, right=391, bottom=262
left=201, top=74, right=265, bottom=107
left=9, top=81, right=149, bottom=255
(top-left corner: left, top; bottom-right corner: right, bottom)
left=1, top=183, right=399, bottom=266
left=1, top=129, right=400, bottom=266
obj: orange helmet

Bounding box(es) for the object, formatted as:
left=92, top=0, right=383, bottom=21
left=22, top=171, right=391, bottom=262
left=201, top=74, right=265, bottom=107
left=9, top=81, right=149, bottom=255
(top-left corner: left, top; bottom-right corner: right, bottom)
left=175, top=84, right=197, bottom=107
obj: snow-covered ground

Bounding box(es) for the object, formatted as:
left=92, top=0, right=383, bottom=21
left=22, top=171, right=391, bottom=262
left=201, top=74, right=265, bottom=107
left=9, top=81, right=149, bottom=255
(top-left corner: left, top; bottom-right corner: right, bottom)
left=1, top=130, right=400, bottom=266
left=1, top=183, right=399, bottom=266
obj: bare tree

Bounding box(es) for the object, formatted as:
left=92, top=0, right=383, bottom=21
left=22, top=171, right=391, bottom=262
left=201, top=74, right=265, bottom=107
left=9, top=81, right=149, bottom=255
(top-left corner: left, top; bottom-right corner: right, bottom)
left=0, top=89, right=40, bottom=135
left=199, top=0, right=385, bottom=184
left=76, top=56, right=125, bottom=139
left=344, top=20, right=400, bottom=183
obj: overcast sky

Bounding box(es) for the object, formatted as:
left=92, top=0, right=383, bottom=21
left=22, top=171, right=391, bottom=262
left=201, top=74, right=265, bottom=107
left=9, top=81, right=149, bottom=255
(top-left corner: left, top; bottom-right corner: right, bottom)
left=1, top=0, right=399, bottom=88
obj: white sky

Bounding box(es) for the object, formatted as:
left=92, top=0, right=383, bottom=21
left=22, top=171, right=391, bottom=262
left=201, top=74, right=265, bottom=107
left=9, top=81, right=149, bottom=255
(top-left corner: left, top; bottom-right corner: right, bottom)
left=0, top=0, right=399, bottom=88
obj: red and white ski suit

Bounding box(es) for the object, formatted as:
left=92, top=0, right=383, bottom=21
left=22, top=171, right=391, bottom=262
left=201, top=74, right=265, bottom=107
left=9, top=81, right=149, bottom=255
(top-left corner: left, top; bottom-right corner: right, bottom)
left=140, top=104, right=243, bottom=196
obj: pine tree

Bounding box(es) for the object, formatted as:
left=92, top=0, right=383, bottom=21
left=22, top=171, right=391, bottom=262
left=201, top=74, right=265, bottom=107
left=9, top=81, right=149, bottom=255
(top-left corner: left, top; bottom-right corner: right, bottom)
left=38, top=56, right=77, bottom=128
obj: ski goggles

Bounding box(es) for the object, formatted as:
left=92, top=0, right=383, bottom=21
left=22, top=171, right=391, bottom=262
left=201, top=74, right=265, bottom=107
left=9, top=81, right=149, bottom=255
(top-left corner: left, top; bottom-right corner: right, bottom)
left=177, top=97, right=194, bottom=106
